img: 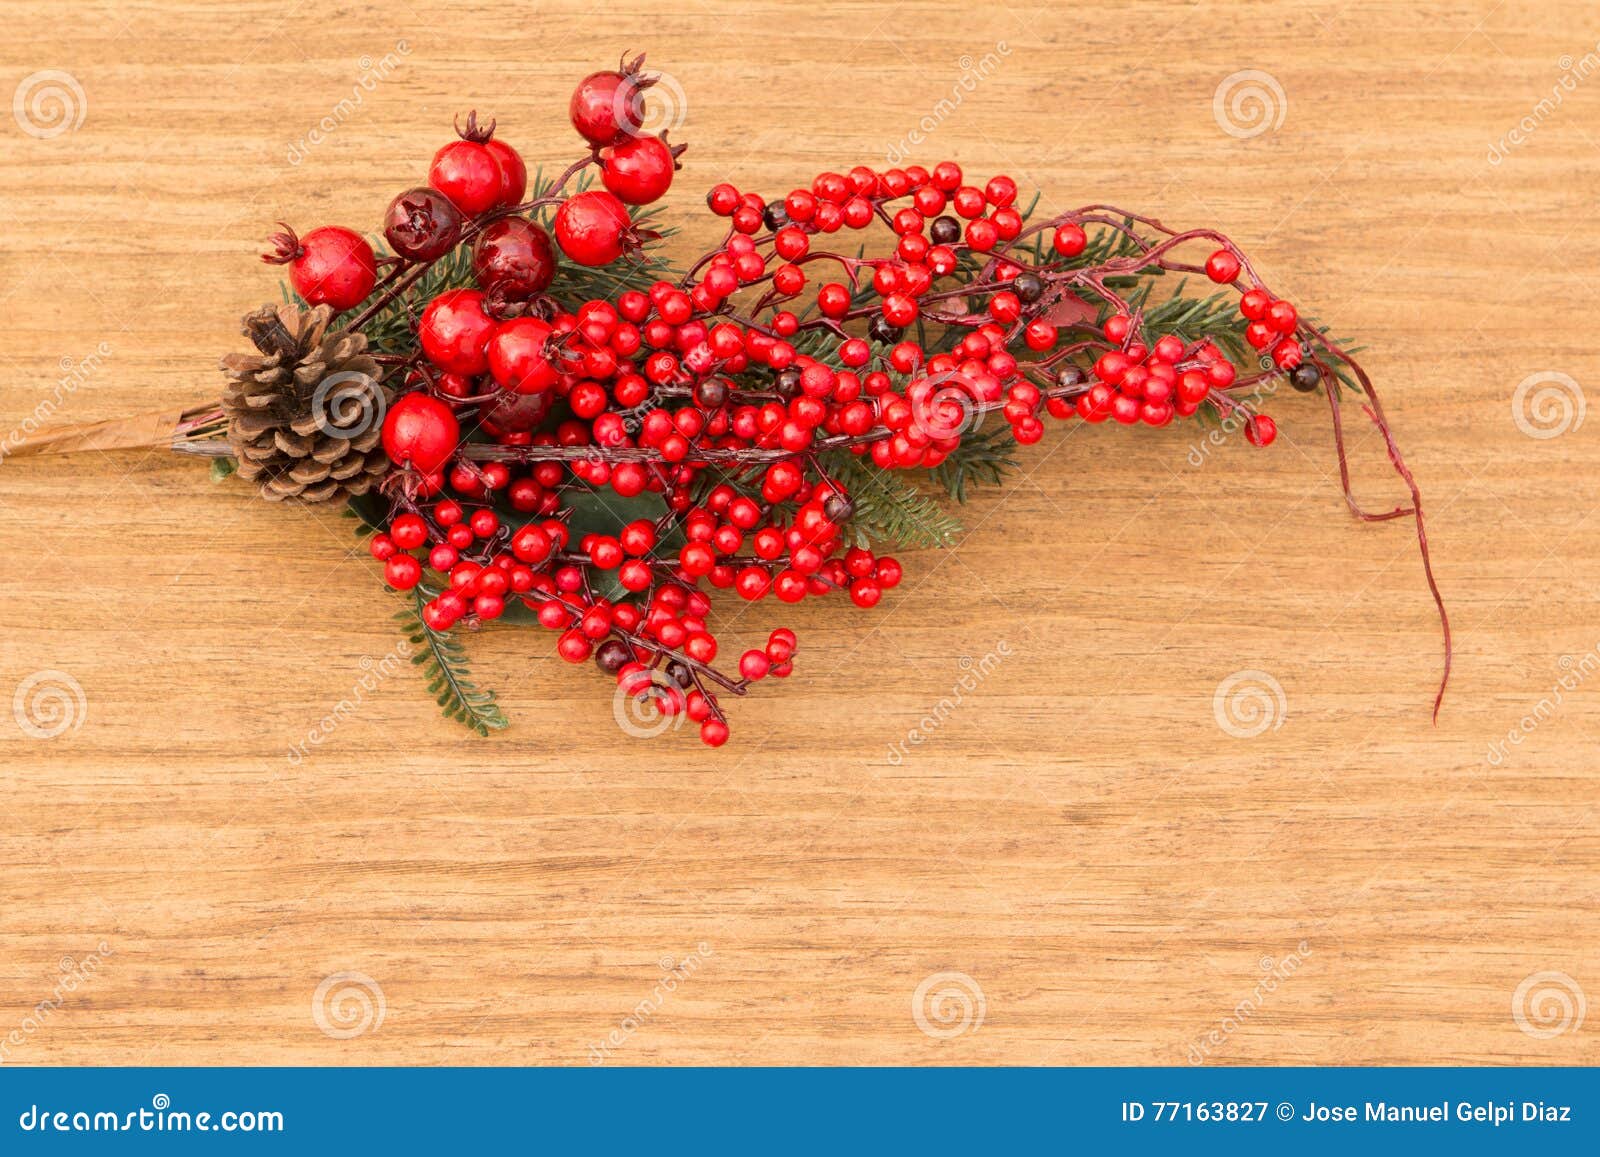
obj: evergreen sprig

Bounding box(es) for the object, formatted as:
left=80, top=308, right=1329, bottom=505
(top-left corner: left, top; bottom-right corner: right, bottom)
left=821, top=450, right=964, bottom=550
left=928, top=420, right=1020, bottom=503
left=396, top=589, right=508, bottom=736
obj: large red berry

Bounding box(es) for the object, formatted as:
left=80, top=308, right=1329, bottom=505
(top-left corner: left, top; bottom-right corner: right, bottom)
left=419, top=288, right=496, bottom=375
left=262, top=225, right=376, bottom=312
left=600, top=134, right=681, bottom=205
left=570, top=56, right=650, bottom=145
left=484, top=138, right=527, bottom=207
left=553, top=190, right=633, bottom=266
left=472, top=218, right=557, bottom=300
left=382, top=393, right=459, bottom=472
left=488, top=317, right=558, bottom=395
left=429, top=140, right=500, bottom=216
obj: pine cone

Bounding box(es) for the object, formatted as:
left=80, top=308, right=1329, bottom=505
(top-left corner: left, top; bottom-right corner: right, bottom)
left=219, top=303, right=391, bottom=503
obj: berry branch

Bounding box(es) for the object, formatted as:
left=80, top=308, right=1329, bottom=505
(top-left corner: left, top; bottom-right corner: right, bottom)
left=231, top=54, right=1448, bottom=744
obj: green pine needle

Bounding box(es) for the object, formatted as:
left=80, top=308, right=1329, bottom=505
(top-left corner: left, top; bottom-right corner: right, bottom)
left=821, top=451, right=964, bottom=551
left=395, top=590, right=508, bottom=737
left=926, top=421, right=1020, bottom=503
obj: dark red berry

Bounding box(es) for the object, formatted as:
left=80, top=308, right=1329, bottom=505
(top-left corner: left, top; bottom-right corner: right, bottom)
left=473, top=218, right=557, bottom=300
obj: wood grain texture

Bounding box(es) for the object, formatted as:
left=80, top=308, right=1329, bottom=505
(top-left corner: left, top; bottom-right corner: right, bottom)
left=1, top=0, right=1597, bottom=1066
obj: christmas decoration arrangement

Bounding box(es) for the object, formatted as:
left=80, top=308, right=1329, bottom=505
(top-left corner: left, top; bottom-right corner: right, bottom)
left=13, top=54, right=1449, bottom=744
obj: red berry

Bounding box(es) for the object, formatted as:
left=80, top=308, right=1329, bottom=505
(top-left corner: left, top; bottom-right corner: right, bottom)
left=429, top=137, right=501, bottom=216
left=1205, top=249, right=1242, bottom=283
left=488, top=317, right=558, bottom=395
left=600, top=134, right=680, bottom=205
left=473, top=218, right=557, bottom=300
left=484, top=138, right=527, bottom=207
left=390, top=513, right=427, bottom=550
left=1239, top=289, right=1272, bottom=320
left=557, top=630, right=593, bottom=662
left=700, top=719, right=730, bottom=747
left=1245, top=414, right=1278, bottom=447
left=262, top=225, right=376, bottom=312
left=384, top=554, right=421, bottom=590
left=849, top=578, right=882, bottom=608
left=381, top=393, right=459, bottom=473
left=1053, top=223, right=1087, bottom=257
left=511, top=524, right=552, bottom=564
left=1266, top=300, right=1299, bottom=334
left=383, top=188, right=464, bottom=262
left=570, top=60, right=648, bottom=145
left=553, top=190, right=634, bottom=266
left=739, top=650, right=771, bottom=680
left=419, top=288, right=496, bottom=375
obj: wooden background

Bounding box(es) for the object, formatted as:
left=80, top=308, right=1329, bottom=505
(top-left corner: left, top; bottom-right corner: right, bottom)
left=1, top=0, right=1596, bottom=1066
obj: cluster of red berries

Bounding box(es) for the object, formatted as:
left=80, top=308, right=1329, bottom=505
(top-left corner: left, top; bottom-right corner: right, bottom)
left=256, top=54, right=1336, bottom=746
